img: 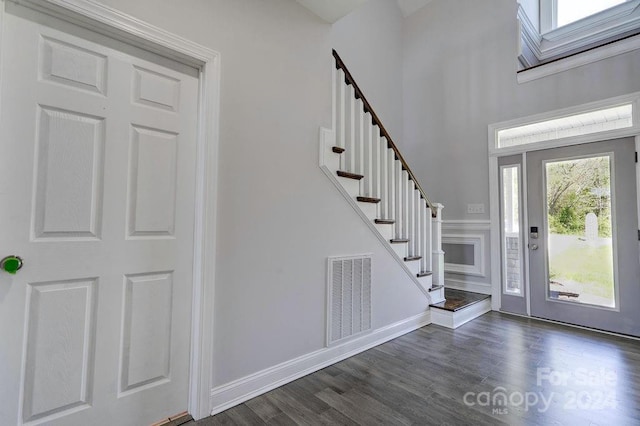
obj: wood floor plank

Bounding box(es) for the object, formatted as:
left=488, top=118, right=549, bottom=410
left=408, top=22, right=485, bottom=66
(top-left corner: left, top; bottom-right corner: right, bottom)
left=244, top=395, right=282, bottom=423
left=264, top=387, right=327, bottom=424
left=315, top=387, right=410, bottom=425
left=198, top=312, right=640, bottom=425
left=224, top=403, right=266, bottom=425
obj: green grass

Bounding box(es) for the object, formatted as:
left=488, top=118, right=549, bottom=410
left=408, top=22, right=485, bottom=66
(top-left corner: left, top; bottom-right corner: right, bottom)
left=549, top=243, right=614, bottom=299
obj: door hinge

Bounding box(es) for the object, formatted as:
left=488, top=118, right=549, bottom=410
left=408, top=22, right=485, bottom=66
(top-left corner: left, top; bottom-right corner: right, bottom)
left=638, top=230, right=640, bottom=241
left=636, top=152, right=638, bottom=163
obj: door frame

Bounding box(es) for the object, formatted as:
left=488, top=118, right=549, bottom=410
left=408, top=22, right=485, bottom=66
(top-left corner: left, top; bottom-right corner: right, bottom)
left=0, top=0, right=220, bottom=419
left=488, top=93, right=640, bottom=322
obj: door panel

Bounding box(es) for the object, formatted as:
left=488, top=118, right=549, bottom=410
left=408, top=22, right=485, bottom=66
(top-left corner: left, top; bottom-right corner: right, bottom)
left=527, top=139, right=640, bottom=336
left=0, top=6, right=199, bottom=425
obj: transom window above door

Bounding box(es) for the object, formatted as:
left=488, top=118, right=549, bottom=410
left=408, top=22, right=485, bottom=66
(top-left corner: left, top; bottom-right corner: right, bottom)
left=488, top=93, right=639, bottom=156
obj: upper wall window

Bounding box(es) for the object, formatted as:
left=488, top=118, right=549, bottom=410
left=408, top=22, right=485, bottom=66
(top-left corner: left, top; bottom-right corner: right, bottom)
left=518, top=0, right=640, bottom=76
left=554, top=0, right=627, bottom=30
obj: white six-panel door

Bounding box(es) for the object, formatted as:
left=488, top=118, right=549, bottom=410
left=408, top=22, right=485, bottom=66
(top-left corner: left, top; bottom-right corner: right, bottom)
left=0, top=7, right=199, bottom=425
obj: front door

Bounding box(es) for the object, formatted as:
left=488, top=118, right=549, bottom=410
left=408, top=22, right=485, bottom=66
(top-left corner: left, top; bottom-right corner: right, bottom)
left=526, top=138, right=640, bottom=336
left=0, top=5, right=199, bottom=425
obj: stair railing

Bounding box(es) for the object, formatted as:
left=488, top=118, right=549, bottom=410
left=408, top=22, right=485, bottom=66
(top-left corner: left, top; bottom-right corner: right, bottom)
left=331, top=49, right=444, bottom=288
left=333, top=50, right=436, bottom=217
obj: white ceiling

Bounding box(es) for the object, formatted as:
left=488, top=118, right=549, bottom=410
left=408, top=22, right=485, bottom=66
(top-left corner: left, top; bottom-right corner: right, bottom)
left=295, top=0, right=369, bottom=23
left=396, top=0, right=434, bottom=18
left=295, top=0, right=434, bottom=23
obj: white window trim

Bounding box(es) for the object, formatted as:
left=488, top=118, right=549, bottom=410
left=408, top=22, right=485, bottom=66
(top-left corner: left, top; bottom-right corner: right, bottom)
left=517, top=1, right=640, bottom=82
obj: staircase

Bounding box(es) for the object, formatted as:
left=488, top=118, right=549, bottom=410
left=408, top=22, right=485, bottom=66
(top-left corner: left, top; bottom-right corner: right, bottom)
left=319, top=50, right=445, bottom=304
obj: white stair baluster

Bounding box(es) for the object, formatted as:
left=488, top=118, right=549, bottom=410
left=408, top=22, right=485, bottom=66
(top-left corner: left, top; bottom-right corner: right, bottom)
left=355, top=98, right=364, bottom=178
left=419, top=198, right=426, bottom=273
left=407, top=181, right=415, bottom=256
left=402, top=169, right=409, bottom=240
left=369, top=124, right=382, bottom=205
left=426, top=200, right=434, bottom=274
left=378, top=134, right=387, bottom=219
left=394, top=159, right=403, bottom=239
left=388, top=145, right=396, bottom=227
left=387, top=148, right=395, bottom=221
left=336, top=70, right=346, bottom=170
left=363, top=113, right=373, bottom=197
left=331, top=67, right=342, bottom=146
left=414, top=190, right=421, bottom=261
left=346, top=85, right=356, bottom=173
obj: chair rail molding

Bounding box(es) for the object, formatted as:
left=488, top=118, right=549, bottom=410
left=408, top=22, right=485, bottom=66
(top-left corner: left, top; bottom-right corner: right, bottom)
left=442, top=219, right=491, bottom=231
left=2, top=0, right=221, bottom=419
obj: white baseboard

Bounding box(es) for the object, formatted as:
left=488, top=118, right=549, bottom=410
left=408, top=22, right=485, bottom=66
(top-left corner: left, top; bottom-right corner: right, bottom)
left=431, top=298, right=491, bottom=329
left=444, top=277, right=491, bottom=295
left=209, top=311, right=431, bottom=415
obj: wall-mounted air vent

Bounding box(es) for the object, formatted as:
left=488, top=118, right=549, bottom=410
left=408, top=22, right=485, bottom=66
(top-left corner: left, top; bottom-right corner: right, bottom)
left=327, top=255, right=372, bottom=345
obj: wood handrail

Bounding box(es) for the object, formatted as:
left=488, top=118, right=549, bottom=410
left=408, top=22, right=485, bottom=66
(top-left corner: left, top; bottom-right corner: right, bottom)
left=332, top=50, right=436, bottom=217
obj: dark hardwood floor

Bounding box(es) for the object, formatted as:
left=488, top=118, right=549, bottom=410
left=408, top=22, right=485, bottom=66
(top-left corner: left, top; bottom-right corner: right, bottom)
left=192, top=312, right=640, bottom=425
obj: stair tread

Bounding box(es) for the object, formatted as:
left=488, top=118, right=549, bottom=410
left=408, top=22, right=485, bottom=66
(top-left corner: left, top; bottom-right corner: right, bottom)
left=429, top=288, right=490, bottom=311
left=417, top=271, right=433, bottom=278
left=337, top=170, right=364, bottom=180
left=357, top=196, right=381, bottom=203
left=332, top=146, right=345, bottom=154
left=428, top=285, right=444, bottom=292
left=404, top=256, right=422, bottom=261
left=375, top=219, right=395, bottom=224
left=390, top=238, right=409, bottom=243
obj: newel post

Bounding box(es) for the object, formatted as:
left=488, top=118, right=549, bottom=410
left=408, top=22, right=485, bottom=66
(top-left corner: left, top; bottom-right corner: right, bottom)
left=431, top=203, right=444, bottom=287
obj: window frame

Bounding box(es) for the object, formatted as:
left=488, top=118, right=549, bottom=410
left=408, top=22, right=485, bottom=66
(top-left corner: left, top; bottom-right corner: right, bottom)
left=517, top=0, right=640, bottom=80
left=540, top=0, right=631, bottom=34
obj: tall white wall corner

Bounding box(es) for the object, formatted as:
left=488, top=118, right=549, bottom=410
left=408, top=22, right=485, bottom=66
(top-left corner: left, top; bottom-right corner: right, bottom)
left=431, top=203, right=444, bottom=287
left=319, top=127, right=336, bottom=168
left=636, top=135, right=640, bottom=266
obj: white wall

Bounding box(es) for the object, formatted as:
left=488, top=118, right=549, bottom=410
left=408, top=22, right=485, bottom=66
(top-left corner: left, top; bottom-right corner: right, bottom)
left=331, top=0, right=405, bottom=142
left=93, top=0, right=428, bottom=390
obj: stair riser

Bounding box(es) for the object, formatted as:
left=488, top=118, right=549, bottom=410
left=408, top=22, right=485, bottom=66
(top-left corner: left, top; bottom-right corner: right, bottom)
left=324, top=150, right=341, bottom=174
left=416, top=274, right=432, bottom=293
left=336, top=176, right=361, bottom=198
left=390, top=242, right=407, bottom=259
left=357, top=201, right=378, bottom=221
left=403, top=259, right=421, bottom=276
left=431, top=298, right=491, bottom=329
left=374, top=223, right=393, bottom=241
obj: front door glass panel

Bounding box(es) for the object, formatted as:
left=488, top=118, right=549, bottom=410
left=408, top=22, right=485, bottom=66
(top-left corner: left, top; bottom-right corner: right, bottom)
left=544, top=155, right=615, bottom=308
